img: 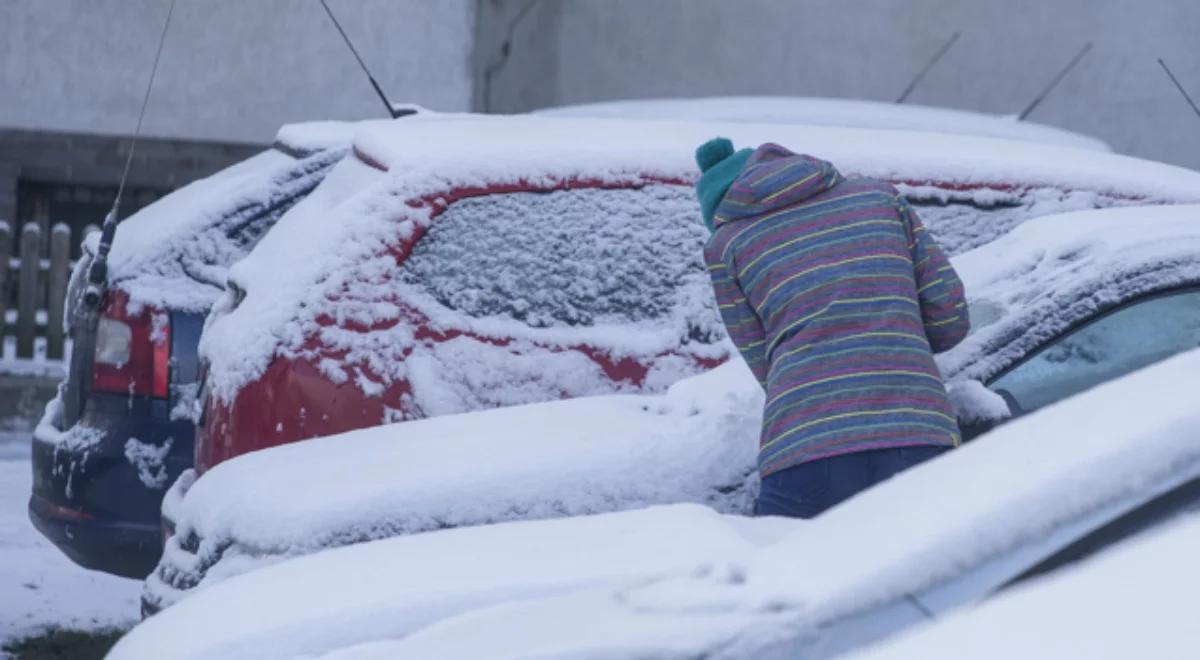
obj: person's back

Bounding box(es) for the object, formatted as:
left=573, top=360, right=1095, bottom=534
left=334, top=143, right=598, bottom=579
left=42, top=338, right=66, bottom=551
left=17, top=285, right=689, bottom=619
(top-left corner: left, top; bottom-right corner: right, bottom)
left=696, top=138, right=969, bottom=518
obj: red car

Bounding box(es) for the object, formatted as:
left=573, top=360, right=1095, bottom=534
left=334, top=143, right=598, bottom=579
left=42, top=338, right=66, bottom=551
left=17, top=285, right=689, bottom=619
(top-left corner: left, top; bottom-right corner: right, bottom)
left=194, top=115, right=1200, bottom=473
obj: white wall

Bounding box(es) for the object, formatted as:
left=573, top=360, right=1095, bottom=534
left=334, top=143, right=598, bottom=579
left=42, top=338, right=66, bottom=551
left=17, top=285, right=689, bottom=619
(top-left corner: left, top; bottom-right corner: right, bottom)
left=1, top=0, right=475, bottom=144
left=487, top=0, right=1200, bottom=170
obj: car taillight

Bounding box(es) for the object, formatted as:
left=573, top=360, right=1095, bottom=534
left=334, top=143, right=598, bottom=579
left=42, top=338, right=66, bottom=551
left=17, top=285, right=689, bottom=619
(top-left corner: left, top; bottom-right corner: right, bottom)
left=92, top=290, right=170, bottom=399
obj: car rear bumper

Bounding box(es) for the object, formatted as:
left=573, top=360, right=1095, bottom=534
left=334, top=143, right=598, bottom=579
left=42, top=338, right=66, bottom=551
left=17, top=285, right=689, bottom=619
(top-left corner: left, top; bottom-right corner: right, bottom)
left=30, top=392, right=194, bottom=579
left=28, top=492, right=161, bottom=578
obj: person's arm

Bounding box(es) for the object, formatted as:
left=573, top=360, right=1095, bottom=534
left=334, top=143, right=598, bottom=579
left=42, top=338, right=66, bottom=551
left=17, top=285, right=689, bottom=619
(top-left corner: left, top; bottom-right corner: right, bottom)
left=707, top=259, right=769, bottom=389
left=899, top=199, right=970, bottom=353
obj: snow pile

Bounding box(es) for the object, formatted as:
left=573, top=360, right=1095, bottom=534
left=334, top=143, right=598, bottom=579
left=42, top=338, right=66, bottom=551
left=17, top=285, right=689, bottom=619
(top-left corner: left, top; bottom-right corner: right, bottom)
left=202, top=114, right=1200, bottom=406
left=142, top=360, right=763, bottom=612
left=848, top=516, right=1200, bottom=660
left=945, top=380, right=1010, bottom=425
left=537, top=96, right=1112, bottom=152
left=936, top=204, right=1200, bottom=382
left=119, top=346, right=1200, bottom=659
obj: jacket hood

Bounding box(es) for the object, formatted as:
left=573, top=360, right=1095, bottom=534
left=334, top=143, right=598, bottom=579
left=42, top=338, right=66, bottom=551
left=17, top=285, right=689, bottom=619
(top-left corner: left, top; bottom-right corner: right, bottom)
left=713, top=143, right=842, bottom=227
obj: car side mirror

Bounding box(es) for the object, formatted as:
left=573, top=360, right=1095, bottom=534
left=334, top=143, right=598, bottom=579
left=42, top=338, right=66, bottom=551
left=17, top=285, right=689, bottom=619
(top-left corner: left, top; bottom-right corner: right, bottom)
left=947, top=379, right=1013, bottom=442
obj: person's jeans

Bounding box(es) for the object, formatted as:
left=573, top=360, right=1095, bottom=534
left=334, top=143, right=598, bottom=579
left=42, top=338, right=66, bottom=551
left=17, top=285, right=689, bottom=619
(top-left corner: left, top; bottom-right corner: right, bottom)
left=755, top=446, right=948, bottom=519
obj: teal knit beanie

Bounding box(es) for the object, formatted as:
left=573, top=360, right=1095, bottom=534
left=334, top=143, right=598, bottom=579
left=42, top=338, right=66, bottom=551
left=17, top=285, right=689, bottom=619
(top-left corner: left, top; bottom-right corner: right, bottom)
left=695, top=137, right=752, bottom=232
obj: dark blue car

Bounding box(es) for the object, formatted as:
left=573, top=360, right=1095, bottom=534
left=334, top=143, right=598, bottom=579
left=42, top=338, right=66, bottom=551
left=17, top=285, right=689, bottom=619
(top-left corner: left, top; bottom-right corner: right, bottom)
left=28, top=125, right=353, bottom=577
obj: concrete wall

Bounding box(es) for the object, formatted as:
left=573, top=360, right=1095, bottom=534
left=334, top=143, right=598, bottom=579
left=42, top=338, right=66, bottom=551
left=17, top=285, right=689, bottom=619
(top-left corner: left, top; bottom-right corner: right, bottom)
left=2, top=0, right=476, bottom=144
left=484, top=0, right=1200, bottom=170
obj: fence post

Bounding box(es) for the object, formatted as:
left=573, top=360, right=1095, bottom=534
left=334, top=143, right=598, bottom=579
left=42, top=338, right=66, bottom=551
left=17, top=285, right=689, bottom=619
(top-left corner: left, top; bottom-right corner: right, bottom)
left=0, top=221, right=10, bottom=359
left=17, top=223, right=40, bottom=359
left=47, top=224, right=71, bottom=361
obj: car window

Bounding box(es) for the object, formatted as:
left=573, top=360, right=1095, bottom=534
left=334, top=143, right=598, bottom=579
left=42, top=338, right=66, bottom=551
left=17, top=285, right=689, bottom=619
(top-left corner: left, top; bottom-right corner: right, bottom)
left=990, top=289, right=1200, bottom=413
left=399, top=184, right=722, bottom=340
left=909, top=187, right=1101, bottom=257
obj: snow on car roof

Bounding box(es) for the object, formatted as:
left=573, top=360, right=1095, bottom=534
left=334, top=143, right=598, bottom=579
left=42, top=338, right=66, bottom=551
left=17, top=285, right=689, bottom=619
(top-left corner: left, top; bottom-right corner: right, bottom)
left=938, top=204, right=1200, bottom=382
left=536, top=96, right=1112, bottom=152
left=98, top=148, right=341, bottom=313
left=847, top=516, right=1200, bottom=660
left=114, top=347, right=1200, bottom=660
left=204, top=113, right=1200, bottom=402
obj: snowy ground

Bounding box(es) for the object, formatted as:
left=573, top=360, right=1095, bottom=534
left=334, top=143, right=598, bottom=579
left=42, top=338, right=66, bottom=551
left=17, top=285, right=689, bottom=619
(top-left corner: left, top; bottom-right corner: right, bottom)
left=0, top=434, right=140, bottom=656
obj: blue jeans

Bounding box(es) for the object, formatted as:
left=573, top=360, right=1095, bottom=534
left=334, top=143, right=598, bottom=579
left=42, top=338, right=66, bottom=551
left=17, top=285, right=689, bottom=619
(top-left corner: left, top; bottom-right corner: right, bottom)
left=755, top=446, right=948, bottom=519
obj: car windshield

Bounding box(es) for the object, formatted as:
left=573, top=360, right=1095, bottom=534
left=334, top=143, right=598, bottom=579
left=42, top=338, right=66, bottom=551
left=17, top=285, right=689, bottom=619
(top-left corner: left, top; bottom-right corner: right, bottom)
left=990, top=288, right=1200, bottom=413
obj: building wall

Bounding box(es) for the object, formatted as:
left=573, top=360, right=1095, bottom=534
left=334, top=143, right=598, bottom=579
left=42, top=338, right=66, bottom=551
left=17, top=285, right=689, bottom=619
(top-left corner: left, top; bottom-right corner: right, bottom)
left=484, top=0, right=1200, bottom=170
left=1, top=0, right=476, bottom=144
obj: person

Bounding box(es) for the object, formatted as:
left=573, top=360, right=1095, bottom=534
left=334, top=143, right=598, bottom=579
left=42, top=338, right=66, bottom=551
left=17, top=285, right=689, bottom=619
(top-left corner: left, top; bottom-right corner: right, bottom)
left=695, top=137, right=970, bottom=518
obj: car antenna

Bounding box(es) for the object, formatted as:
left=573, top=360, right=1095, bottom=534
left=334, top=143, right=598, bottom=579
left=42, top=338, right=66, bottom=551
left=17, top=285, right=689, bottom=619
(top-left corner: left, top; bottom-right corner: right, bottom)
left=895, top=31, right=961, bottom=104
left=1018, top=42, right=1093, bottom=121
left=67, top=0, right=175, bottom=426
left=1157, top=58, right=1200, bottom=121
left=319, top=0, right=414, bottom=119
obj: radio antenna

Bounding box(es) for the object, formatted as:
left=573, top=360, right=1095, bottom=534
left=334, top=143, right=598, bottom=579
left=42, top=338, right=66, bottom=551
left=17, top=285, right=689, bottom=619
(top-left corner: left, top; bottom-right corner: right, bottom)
left=68, top=0, right=176, bottom=426
left=1158, top=58, right=1200, bottom=121
left=896, top=31, right=961, bottom=104
left=1019, top=42, right=1093, bottom=121
left=320, top=0, right=410, bottom=119
left=85, top=0, right=176, bottom=304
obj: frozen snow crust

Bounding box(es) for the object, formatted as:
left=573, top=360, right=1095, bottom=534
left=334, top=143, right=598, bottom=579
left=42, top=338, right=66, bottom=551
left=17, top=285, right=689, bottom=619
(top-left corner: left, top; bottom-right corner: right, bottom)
left=202, top=114, right=1200, bottom=407
left=537, top=96, right=1113, bottom=152
left=118, top=347, right=1200, bottom=659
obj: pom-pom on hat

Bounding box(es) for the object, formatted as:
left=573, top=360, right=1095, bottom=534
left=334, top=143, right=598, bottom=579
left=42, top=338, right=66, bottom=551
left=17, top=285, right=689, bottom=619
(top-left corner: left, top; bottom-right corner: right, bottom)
left=694, top=137, right=753, bottom=231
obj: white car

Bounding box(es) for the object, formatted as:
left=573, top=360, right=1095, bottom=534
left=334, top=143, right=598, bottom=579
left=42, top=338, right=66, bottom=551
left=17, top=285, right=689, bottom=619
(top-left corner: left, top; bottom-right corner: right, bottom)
left=142, top=202, right=1200, bottom=615
left=847, top=515, right=1200, bottom=660
left=536, top=96, right=1112, bottom=152
left=111, top=344, right=1200, bottom=659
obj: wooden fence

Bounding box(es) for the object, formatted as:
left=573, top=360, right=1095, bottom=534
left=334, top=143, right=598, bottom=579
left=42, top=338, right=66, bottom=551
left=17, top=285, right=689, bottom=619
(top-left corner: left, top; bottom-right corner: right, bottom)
left=0, top=220, right=76, bottom=361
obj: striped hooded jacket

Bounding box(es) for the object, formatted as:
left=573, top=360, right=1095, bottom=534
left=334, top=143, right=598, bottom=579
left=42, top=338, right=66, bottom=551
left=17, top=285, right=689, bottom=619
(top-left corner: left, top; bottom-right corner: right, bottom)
left=704, top=143, right=970, bottom=477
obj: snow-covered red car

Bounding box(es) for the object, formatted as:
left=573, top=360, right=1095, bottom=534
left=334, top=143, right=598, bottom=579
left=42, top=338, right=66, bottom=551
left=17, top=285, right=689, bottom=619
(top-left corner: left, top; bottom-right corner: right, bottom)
left=146, top=203, right=1200, bottom=615
left=194, top=114, right=1200, bottom=476
left=536, top=95, right=1112, bottom=152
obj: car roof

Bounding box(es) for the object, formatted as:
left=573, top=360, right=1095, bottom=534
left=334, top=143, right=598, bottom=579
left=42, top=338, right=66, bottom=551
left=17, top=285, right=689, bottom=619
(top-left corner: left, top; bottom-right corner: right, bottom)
left=354, top=114, right=1200, bottom=200
left=939, top=203, right=1200, bottom=382
left=205, top=113, right=1200, bottom=402
left=535, top=96, right=1112, bottom=153
left=112, top=346, right=1200, bottom=659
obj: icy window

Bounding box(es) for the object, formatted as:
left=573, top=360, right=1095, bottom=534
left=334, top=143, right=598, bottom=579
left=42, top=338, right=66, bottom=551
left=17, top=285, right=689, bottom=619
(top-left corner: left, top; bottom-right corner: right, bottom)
left=908, top=188, right=1103, bottom=256
left=400, top=185, right=720, bottom=338
left=990, top=289, right=1200, bottom=412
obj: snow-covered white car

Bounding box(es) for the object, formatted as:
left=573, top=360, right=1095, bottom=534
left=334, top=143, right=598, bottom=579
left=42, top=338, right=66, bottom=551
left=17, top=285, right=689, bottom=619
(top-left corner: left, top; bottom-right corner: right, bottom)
left=846, top=515, right=1200, bottom=660
left=194, top=112, right=1200, bottom=478
left=112, top=345, right=1200, bottom=660
left=535, top=96, right=1112, bottom=152
left=144, top=203, right=1200, bottom=614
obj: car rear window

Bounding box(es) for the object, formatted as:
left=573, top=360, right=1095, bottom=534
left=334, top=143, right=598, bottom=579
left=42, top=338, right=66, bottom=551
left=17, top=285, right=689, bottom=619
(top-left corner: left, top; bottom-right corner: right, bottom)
left=909, top=187, right=1105, bottom=256
left=399, top=184, right=721, bottom=338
